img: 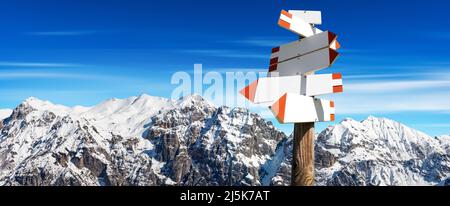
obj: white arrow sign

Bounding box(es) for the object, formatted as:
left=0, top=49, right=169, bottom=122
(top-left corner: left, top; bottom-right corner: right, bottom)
left=268, top=47, right=339, bottom=77
left=270, top=93, right=335, bottom=123
left=240, top=73, right=343, bottom=104
left=306, top=73, right=343, bottom=96
left=269, top=31, right=340, bottom=67
left=288, top=10, right=322, bottom=25
left=240, top=75, right=303, bottom=104
left=278, top=10, right=323, bottom=37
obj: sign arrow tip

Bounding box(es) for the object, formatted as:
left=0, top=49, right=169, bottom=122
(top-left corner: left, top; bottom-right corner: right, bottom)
left=239, top=80, right=259, bottom=102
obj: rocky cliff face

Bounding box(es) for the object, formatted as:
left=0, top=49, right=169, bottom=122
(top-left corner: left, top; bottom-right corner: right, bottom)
left=0, top=95, right=448, bottom=186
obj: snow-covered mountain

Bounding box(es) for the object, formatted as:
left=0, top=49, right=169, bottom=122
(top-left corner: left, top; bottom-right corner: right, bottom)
left=270, top=117, right=450, bottom=186
left=0, top=94, right=284, bottom=186
left=0, top=94, right=448, bottom=186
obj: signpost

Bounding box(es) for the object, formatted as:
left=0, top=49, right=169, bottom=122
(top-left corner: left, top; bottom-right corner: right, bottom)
left=270, top=93, right=335, bottom=124
left=239, top=9, right=343, bottom=186
left=239, top=73, right=343, bottom=104
left=269, top=31, right=340, bottom=66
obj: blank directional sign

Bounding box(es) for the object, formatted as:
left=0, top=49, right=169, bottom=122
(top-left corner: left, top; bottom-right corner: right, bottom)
left=306, top=73, right=343, bottom=96
left=278, top=10, right=323, bottom=37
left=288, top=10, right=322, bottom=25
left=269, top=31, right=340, bottom=67
left=240, top=73, right=343, bottom=104
left=269, top=47, right=339, bottom=76
left=240, top=75, right=303, bottom=104
left=270, top=93, right=335, bottom=124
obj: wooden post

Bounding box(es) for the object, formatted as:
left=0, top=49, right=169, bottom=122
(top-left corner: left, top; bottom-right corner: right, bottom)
left=291, top=122, right=315, bottom=186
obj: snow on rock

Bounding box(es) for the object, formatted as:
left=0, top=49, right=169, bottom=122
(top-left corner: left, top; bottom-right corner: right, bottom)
left=1, top=94, right=449, bottom=186
left=269, top=116, right=450, bottom=186
left=0, top=94, right=286, bottom=186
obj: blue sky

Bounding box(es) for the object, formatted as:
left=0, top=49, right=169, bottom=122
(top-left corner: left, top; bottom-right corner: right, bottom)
left=1, top=0, right=450, bottom=136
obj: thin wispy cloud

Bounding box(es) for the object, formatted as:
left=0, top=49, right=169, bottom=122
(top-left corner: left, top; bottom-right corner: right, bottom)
left=346, top=80, right=450, bottom=93
left=180, top=49, right=268, bottom=59
left=225, top=37, right=289, bottom=47
left=335, top=91, right=450, bottom=114
left=315, top=71, right=450, bottom=115
left=26, top=30, right=98, bottom=36
left=0, top=69, right=143, bottom=83
left=0, top=71, right=91, bottom=79
left=0, top=61, right=81, bottom=68
left=206, top=67, right=267, bottom=74
left=345, top=73, right=418, bottom=79
left=414, top=123, right=450, bottom=128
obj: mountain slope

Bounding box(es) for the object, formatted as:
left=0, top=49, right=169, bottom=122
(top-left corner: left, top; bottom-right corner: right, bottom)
left=0, top=94, right=285, bottom=186
left=0, top=95, right=448, bottom=186
left=270, top=117, right=450, bottom=186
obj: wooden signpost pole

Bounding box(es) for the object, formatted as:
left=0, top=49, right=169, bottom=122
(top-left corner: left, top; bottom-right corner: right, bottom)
left=291, top=33, right=315, bottom=186
left=292, top=122, right=315, bottom=186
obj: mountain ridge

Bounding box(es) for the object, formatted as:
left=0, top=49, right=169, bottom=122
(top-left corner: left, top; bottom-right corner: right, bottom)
left=0, top=94, right=448, bottom=186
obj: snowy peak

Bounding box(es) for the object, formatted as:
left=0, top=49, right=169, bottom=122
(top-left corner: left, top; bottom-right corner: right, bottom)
left=14, top=97, right=90, bottom=118
left=0, top=93, right=286, bottom=186
left=86, top=94, right=171, bottom=116
left=21, top=97, right=65, bottom=111
left=313, top=116, right=450, bottom=186
left=175, top=93, right=214, bottom=109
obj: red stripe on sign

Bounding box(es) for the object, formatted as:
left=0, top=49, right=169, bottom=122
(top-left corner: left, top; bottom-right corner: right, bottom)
left=271, top=47, right=280, bottom=53
left=328, top=31, right=337, bottom=44
left=333, top=85, right=343, bottom=93
left=329, top=49, right=339, bottom=65
left=330, top=101, right=335, bottom=108
left=268, top=64, right=278, bottom=72
left=272, top=93, right=287, bottom=123
left=270, top=57, right=279, bottom=65
left=334, top=40, right=341, bottom=50
left=330, top=114, right=335, bottom=121
left=332, top=73, right=342, bottom=80
left=281, top=10, right=293, bottom=18
left=278, top=19, right=291, bottom=29
left=239, top=80, right=258, bottom=102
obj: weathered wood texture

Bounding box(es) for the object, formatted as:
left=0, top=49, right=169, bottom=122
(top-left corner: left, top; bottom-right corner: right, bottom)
left=291, top=122, right=315, bottom=186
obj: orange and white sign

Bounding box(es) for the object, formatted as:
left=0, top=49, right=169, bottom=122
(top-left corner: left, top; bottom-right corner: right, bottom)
left=288, top=10, right=322, bottom=25
left=268, top=47, right=339, bottom=76
left=269, top=31, right=340, bottom=68
left=240, top=75, right=303, bottom=104
left=305, top=73, right=343, bottom=96
left=270, top=93, right=335, bottom=124
left=278, top=10, right=323, bottom=37
left=240, top=73, right=343, bottom=104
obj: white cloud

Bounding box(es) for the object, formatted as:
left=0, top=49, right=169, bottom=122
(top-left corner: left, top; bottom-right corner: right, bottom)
left=345, top=73, right=422, bottom=79
left=225, top=37, right=290, bottom=47
left=0, top=61, right=81, bottom=68
left=180, top=49, right=267, bottom=59
left=334, top=91, right=450, bottom=114
left=0, top=69, right=145, bottom=83
left=414, top=123, right=450, bottom=128
left=345, top=80, right=450, bottom=93
left=0, top=71, right=90, bottom=79
left=205, top=67, right=267, bottom=74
